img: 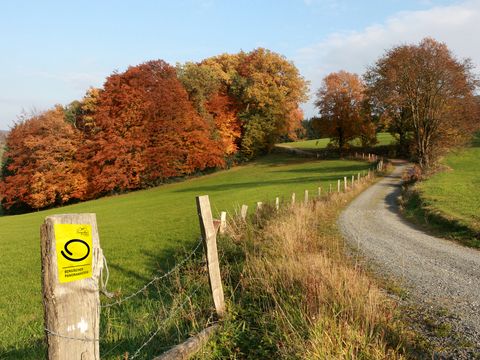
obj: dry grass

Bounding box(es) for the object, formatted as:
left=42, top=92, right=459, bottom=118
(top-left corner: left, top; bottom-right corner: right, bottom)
left=206, top=178, right=416, bottom=359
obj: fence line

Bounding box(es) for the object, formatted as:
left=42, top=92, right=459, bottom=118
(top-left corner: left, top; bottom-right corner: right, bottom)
left=40, top=155, right=385, bottom=359
left=101, top=238, right=203, bottom=308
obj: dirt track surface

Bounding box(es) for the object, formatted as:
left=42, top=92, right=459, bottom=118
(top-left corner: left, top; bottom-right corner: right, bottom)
left=339, top=161, right=480, bottom=350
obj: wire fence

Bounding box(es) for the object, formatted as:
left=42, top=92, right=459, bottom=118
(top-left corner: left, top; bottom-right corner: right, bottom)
left=40, top=155, right=384, bottom=360
left=44, top=236, right=210, bottom=359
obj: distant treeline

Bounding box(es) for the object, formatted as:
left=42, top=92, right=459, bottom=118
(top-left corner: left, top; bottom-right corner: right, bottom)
left=0, top=48, right=308, bottom=213
left=2, top=38, right=479, bottom=213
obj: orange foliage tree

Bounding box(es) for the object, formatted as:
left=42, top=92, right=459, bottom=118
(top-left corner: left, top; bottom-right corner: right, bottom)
left=81, top=60, right=225, bottom=198
left=177, top=62, right=242, bottom=156
left=0, top=106, right=87, bottom=211
left=365, top=38, right=479, bottom=169
left=202, top=49, right=309, bottom=159
left=314, top=71, right=373, bottom=154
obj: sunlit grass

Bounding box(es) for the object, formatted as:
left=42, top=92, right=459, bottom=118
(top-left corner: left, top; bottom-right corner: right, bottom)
left=0, top=153, right=372, bottom=358
left=406, top=134, right=480, bottom=246
left=279, top=132, right=395, bottom=150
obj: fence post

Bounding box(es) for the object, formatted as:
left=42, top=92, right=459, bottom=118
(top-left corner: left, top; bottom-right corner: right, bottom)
left=330, top=183, right=332, bottom=193
left=304, top=190, right=309, bottom=204
left=351, top=175, right=355, bottom=189
left=291, top=193, right=296, bottom=205
left=195, top=196, right=226, bottom=318
left=41, top=213, right=102, bottom=360
left=240, top=204, right=248, bottom=221
left=256, top=202, right=263, bottom=212
left=344, top=176, right=348, bottom=192
left=275, top=197, right=280, bottom=211
left=318, top=187, right=321, bottom=197
left=357, top=172, right=360, bottom=183
left=219, top=211, right=227, bottom=235
left=337, top=180, right=340, bottom=193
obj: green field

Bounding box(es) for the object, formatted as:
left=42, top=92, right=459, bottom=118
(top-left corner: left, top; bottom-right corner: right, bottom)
left=0, top=154, right=371, bottom=358
left=410, top=135, right=480, bottom=244
left=279, top=132, right=395, bottom=150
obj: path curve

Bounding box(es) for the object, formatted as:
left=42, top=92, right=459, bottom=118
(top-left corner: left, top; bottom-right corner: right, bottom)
left=339, top=161, right=480, bottom=346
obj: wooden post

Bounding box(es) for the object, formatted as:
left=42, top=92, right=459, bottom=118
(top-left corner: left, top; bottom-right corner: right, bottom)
left=275, top=197, right=280, bottom=211
left=337, top=180, right=340, bottom=193
left=318, top=187, right=322, bottom=197
left=196, top=196, right=225, bottom=318
left=256, top=202, right=263, bottom=212
left=291, top=193, right=296, bottom=205
left=304, top=190, right=309, bottom=204
left=344, top=176, right=348, bottom=192
left=240, top=204, right=248, bottom=221
left=357, top=172, right=360, bottom=183
left=41, top=213, right=102, bottom=360
left=351, top=175, right=355, bottom=189
left=153, top=324, right=220, bottom=360
left=219, top=211, right=227, bottom=235
left=329, top=183, right=332, bottom=193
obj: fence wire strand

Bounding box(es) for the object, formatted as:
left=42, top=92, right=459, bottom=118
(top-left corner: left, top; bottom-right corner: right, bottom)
left=129, top=282, right=205, bottom=359
left=44, top=328, right=100, bottom=342
left=44, top=238, right=204, bottom=344
left=101, top=238, right=203, bottom=308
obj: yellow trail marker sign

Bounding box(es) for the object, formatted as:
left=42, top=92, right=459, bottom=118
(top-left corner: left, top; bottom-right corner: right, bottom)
left=54, top=224, right=93, bottom=283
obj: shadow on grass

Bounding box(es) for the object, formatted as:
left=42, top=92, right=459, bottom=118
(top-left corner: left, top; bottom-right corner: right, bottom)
left=1, top=339, right=46, bottom=360
left=272, top=164, right=369, bottom=174
left=402, top=188, right=480, bottom=248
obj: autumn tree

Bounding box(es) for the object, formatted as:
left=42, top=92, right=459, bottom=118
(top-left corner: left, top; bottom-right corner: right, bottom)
left=82, top=60, right=225, bottom=197
left=202, top=49, right=309, bottom=159
left=177, top=62, right=241, bottom=155
left=0, top=106, right=87, bottom=211
left=365, top=38, right=478, bottom=169
left=314, top=71, right=373, bottom=153
left=64, top=87, right=100, bottom=136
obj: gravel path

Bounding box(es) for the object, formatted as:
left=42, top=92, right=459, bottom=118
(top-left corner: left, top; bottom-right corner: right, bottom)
left=339, top=161, right=480, bottom=350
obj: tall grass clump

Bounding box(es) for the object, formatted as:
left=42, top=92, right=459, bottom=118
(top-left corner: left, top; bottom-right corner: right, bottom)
left=198, top=182, right=417, bottom=359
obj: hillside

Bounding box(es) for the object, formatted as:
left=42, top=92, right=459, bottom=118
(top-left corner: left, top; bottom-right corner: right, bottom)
left=0, top=153, right=372, bottom=358
left=278, top=132, right=395, bottom=150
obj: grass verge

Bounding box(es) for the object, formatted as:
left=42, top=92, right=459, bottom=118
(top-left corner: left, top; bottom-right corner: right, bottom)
left=400, top=134, right=480, bottom=248
left=195, top=178, right=422, bottom=359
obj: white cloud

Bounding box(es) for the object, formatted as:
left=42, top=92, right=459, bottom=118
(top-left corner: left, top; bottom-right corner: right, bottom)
left=296, top=0, right=480, bottom=117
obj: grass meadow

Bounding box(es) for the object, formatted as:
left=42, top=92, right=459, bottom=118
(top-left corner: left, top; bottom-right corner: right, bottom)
left=403, top=134, right=480, bottom=247
left=0, top=153, right=372, bottom=358
left=278, top=132, right=395, bottom=150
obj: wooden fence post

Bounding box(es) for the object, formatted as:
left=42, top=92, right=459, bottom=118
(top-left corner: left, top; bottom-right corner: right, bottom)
left=291, top=193, right=296, bottom=205
left=344, top=176, right=348, bottom=192
left=41, top=213, right=102, bottom=360
left=256, top=202, right=263, bottom=212
left=351, top=175, right=355, bottom=189
left=240, top=204, right=248, bottom=221
left=196, top=196, right=225, bottom=318
left=329, top=183, right=332, bottom=193
left=219, top=211, right=227, bottom=234
left=275, top=197, right=280, bottom=211
left=357, top=172, right=360, bottom=183
left=318, top=187, right=322, bottom=197
left=304, top=190, right=309, bottom=204
left=337, top=180, right=340, bottom=193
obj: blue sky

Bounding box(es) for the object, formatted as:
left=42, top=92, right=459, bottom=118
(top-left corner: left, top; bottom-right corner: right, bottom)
left=1, top=0, right=478, bottom=129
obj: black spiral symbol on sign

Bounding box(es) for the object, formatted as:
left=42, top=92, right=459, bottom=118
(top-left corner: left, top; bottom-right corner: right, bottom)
left=61, top=239, right=90, bottom=262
